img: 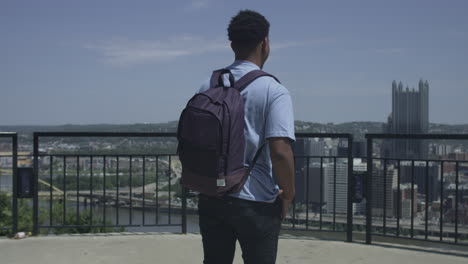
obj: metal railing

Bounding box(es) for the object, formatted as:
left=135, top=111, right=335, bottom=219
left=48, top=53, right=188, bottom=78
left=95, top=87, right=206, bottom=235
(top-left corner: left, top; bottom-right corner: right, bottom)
left=286, top=133, right=354, bottom=243
left=0, top=132, right=18, bottom=235
left=32, top=132, right=187, bottom=235
left=2, top=131, right=466, bottom=248
left=28, top=132, right=355, bottom=240
left=366, top=134, right=468, bottom=246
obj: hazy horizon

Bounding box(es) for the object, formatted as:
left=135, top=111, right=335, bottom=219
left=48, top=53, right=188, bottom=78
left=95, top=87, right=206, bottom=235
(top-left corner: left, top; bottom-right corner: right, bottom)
left=1, top=119, right=468, bottom=127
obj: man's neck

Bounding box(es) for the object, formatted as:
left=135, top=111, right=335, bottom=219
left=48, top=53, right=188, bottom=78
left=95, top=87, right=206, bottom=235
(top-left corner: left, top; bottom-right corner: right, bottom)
left=235, top=55, right=263, bottom=69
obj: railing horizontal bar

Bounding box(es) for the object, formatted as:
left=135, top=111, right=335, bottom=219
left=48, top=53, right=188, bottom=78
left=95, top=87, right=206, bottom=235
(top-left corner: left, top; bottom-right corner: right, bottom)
left=31, top=132, right=354, bottom=139
left=371, top=157, right=468, bottom=163
left=35, top=154, right=176, bottom=157
left=0, top=132, right=17, bottom=137
left=372, top=233, right=468, bottom=246
left=33, top=132, right=178, bottom=137
left=5, top=132, right=468, bottom=140
left=2, top=154, right=362, bottom=159
left=21, top=155, right=467, bottom=162
left=12, top=156, right=468, bottom=162
left=293, top=155, right=349, bottom=159
left=280, top=227, right=345, bottom=233
left=295, top=133, right=351, bottom=138
left=38, top=224, right=182, bottom=228
left=366, top=133, right=468, bottom=140
left=141, top=224, right=184, bottom=227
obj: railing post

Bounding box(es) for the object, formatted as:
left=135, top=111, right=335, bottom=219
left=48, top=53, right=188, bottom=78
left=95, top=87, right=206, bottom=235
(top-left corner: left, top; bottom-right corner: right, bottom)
left=12, top=133, right=18, bottom=235
left=346, top=134, right=353, bottom=242
left=33, top=133, right=39, bottom=236
left=181, top=185, right=188, bottom=234
left=365, top=135, right=373, bottom=244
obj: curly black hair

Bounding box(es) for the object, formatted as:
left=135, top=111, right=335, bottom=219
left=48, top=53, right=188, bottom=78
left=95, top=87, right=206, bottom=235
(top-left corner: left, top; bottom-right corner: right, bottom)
left=227, top=10, right=270, bottom=53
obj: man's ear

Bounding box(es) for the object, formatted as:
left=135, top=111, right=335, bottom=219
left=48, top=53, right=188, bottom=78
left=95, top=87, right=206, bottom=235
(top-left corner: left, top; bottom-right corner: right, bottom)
left=261, top=37, right=269, bottom=51
left=257, top=39, right=264, bottom=54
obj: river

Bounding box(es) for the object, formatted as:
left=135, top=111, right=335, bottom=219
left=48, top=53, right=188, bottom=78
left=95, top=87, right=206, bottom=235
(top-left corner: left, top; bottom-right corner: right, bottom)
left=1, top=172, right=201, bottom=233
left=35, top=199, right=201, bottom=233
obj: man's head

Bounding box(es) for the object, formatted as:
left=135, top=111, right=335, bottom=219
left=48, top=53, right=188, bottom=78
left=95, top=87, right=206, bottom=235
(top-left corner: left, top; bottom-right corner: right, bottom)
left=227, top=10, right=270, bottom=68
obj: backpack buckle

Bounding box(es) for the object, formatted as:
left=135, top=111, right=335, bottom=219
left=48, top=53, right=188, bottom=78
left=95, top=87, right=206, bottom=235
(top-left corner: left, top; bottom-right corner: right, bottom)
left=216, top=179, right=226, bottom=187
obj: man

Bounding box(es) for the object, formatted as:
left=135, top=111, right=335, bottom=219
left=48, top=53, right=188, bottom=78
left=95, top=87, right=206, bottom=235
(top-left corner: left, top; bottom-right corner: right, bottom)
left=197, top=10, right=295, bottom=264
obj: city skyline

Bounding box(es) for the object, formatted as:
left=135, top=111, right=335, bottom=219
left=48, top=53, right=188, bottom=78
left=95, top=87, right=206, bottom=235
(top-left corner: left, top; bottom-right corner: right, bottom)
left=2, top=0, right=468, bottom=125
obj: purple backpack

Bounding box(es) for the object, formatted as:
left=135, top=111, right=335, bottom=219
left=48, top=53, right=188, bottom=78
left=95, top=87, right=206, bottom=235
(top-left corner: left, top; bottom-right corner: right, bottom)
left=177, top=68, right=279, bottom=196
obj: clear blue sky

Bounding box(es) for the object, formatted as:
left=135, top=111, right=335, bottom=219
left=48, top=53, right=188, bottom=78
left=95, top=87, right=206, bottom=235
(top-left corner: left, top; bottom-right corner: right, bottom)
left=1, top=0, right=467, bottom=125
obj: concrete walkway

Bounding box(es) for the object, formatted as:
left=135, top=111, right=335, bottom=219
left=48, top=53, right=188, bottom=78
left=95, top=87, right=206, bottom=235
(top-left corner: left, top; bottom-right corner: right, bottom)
left=0, top=233, right=466, bottom=264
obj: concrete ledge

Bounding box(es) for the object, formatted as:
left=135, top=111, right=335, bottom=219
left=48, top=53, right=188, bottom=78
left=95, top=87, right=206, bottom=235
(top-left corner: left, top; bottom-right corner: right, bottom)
left=0, top=233, right=467, bottom=264
left=280, top=229, right=468, bottom=257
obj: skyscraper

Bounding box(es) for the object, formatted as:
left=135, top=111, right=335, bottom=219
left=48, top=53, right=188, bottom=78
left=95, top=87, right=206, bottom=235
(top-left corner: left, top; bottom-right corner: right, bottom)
left=293, top=138, right=327, bottom=204
left=371, top=163, right=397, bottom=217
left=382, top=80, right=429, bottom=159
left=325, top=161, right=348, bottom=215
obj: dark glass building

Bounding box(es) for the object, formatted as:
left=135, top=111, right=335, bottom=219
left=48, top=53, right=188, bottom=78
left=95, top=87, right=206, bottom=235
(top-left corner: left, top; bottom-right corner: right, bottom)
left=292, top=138, right=325, bottom=204
left=382, top=79, right=429, bottom=159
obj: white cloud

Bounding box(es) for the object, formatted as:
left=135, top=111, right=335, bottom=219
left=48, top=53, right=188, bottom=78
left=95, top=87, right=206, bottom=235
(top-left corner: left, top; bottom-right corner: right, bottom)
left=85, top=36, right=309, bottom=67
left=270, top=37, right=331, bottom=51
left=85, top=36, right=228, bottom=66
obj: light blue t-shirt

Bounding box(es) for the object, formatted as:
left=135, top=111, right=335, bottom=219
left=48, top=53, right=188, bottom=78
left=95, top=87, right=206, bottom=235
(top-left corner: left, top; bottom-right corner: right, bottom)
left=199, top=60, right=295, bottom=203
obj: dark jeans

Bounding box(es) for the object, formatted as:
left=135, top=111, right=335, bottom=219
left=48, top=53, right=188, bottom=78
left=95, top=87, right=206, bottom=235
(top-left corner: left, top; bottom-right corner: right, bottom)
left=198, top=194, right=282, bottom=264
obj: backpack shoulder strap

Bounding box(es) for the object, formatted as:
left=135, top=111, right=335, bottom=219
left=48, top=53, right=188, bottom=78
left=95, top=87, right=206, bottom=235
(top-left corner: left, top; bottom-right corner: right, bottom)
left=233, top=70, right=280, bottom=92
left=210, top=69, right=235, bottom=88
left=248, top=141, right=267, bottom=171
